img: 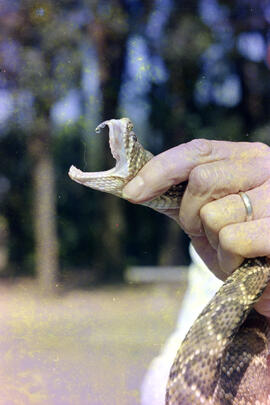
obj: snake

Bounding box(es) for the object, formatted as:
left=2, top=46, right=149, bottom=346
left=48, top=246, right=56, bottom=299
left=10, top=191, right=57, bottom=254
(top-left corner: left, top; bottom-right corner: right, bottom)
left=69, top=118, right=270, bottom=405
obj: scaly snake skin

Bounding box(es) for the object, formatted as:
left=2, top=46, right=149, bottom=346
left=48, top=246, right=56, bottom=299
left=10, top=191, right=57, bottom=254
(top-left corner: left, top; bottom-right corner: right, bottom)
left=69, top=118, right=270, bottom=405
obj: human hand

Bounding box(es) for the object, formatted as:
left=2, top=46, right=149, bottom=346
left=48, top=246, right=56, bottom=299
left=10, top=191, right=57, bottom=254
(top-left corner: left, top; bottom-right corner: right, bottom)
left=122, top=139, right=270, bottom=317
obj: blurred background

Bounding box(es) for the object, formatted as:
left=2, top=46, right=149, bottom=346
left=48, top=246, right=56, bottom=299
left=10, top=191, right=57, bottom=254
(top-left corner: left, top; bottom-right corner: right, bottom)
left=0, top=0, right=269, bottom=404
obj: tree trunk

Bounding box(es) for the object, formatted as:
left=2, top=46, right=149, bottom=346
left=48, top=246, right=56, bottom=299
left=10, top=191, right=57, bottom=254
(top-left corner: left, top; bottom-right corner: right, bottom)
left=30, top=120, right=59, bottom=294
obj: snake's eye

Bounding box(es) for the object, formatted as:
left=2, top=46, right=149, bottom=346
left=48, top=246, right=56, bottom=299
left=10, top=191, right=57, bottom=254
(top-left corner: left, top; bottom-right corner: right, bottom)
left=127, top=122, right=134, bottom=131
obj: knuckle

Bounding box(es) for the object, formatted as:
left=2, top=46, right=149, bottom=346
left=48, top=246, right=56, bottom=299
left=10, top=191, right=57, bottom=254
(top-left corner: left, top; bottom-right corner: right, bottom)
left=178, top=212, right=194, bottom=235
left=200, top=203, right=219, bottom=231
left=253, top=142, right=269, bottom=153
left=188, top=165, right=214, bottom=195
left=187, top=138, right=213, bottom=156
left=218, top=226, right=234, bottom=254
left=150, top=156, right=175, bottom=186
left=179, top=211, right=202, bottom=236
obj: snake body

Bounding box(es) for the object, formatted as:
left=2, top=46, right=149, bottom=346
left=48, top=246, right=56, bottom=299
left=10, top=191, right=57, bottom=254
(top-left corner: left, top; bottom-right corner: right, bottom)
left=69, top=118, right=270, bottom=405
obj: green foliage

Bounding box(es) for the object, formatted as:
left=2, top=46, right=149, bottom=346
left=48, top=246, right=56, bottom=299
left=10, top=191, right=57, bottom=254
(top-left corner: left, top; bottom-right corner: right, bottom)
left=0, top=130, right=34, bottom=274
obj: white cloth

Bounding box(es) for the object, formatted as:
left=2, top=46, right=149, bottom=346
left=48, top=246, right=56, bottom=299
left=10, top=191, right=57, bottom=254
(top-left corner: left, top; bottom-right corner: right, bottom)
left=140, top=244, right=223, bottom=405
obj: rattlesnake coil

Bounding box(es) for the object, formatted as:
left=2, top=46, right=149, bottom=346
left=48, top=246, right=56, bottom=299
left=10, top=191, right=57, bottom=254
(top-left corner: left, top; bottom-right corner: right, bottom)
left=69, top=118, right=270, bottom=405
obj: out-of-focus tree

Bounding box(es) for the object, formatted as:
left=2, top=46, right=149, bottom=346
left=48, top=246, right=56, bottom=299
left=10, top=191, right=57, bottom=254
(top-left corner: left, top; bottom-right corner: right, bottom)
left=0, top=0, right=85, bottom=293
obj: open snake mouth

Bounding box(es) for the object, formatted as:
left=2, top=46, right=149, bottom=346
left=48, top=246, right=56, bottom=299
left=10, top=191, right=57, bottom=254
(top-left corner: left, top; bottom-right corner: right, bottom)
left=69, top=118, right=132, bottom=183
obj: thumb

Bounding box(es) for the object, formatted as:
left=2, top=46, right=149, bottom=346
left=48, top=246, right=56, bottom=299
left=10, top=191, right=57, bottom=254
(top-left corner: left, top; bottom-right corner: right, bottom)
left=123, top=139, right=226, bottom=203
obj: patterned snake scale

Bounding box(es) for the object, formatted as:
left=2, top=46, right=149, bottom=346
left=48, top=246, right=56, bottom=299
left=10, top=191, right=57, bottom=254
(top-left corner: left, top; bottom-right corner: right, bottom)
left=69, top=118, right=270, bottom=405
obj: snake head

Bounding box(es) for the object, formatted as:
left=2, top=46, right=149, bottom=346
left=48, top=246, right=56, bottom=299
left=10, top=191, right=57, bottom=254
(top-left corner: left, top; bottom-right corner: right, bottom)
left=68, top=118, right=153, bottom=198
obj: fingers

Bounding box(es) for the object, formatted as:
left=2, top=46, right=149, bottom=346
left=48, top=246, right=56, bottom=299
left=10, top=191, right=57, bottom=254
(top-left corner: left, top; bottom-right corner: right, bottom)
left=200, top=180, right=270, bottom=249
left=191, top=218, right=270, bottom=283
left=179, top=157, right=270, bottom=235
left=122, top=140, right=268, bottom=203
left=194, top=182, right=270, bottom=277
left=217, top=218, right=270, bottom=275
left=123, top=139, right=215, bottom=202
left=122, top=139, right=226, bottom=202
left=200, top=194, right=246, bottom=249
left=190, top=182, right=270, bottom=282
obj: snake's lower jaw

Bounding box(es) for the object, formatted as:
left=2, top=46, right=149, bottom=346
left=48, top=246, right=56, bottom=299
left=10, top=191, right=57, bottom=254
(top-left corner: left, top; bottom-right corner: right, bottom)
left=68, top=165, right=126, bottom=196
left=68, top=165, right=96, bottom=187
left=68, top=165, right=83, bottom=180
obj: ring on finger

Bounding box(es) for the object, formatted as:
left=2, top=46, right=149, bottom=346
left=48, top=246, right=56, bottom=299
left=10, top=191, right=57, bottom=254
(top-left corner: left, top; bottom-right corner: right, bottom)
left=239, top=191, right=253, bottom=222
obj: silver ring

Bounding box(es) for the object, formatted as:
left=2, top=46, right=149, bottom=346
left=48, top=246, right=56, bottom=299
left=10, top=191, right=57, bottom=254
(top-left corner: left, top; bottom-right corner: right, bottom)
left=239, top=192, right=253, bottom=222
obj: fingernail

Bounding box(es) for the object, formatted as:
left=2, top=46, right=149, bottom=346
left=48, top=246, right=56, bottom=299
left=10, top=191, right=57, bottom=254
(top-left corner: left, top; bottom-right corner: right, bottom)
left=122, top=176, right=145, bottom=200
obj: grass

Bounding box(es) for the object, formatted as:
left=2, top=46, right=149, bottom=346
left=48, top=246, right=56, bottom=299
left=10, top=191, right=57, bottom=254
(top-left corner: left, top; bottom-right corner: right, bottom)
left=0, top=279, right=186, bottom=405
